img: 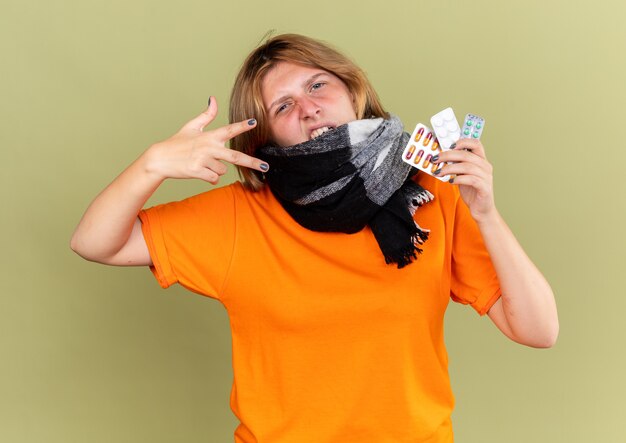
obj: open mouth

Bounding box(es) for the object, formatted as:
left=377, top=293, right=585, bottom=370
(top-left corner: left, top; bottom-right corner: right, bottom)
left=310, top=126, right=334, bottom=140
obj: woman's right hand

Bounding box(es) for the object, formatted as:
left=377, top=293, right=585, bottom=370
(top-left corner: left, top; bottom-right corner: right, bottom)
left=71, top=97, right=267, bottom=265
left=144, top=96, right=268, bottom=184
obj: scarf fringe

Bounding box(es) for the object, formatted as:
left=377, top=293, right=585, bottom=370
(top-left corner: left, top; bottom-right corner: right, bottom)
left=414, top=226, right=430, bottom=245
left=384, top=227, right=431, bottom=269
left=413, top=190, right=435, bottom=207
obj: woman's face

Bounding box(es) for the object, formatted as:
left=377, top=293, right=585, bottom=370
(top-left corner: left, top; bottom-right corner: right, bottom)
left=261, top=62, right=358, bottom=147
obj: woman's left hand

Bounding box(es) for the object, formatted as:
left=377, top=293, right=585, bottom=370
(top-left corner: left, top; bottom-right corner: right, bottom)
left=432, top=138, right=496, bottom=223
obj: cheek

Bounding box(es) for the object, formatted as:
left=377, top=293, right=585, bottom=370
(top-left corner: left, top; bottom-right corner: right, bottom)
left=269, top=116, right=302, bottom=146
left=339, top=92, right=357, bottom=118
left=342, top=97, right=358, bottom=120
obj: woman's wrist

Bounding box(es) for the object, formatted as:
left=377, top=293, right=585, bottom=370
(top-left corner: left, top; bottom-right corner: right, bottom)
left=473, top=206, right=502, bottom=230
left=138, top=143, right=169, bottom=184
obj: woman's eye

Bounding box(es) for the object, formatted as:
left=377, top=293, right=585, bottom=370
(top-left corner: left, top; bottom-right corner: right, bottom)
left=311, top=82, right=324, bottom=91
left=276, top=103, right=289, bottom=114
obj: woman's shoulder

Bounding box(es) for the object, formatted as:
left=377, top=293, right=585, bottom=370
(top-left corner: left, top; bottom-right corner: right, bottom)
left=146, top=181, right=245, bottom=214
left=179, top=180, right=276, bottom=209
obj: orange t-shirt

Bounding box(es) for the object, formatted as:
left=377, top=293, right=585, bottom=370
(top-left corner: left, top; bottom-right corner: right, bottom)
left=139, top=173, right=501, bottom=443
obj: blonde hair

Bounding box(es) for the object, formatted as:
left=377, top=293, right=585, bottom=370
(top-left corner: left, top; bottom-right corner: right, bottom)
left=229, top=33, right=389, bottom=190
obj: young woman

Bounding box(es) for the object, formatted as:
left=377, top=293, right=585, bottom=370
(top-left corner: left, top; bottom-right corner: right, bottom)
left=71, top=33, right=558, bottom=443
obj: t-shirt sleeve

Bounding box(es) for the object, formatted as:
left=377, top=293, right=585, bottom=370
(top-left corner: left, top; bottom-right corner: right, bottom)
left=138, top=185, right=237, bottom=300
left=449, top=196, right=502, bottom=316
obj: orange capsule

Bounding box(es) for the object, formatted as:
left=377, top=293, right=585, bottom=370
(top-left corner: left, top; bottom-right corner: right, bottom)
left=414, top=149, right=424, bottom=165
left=431, top=162, right=440, bottom=173
left=431, top=140, right=441, bottom=152
left=423, top=132, right=433, bottom=147
left=423, top=154, right=432, bottom=168
left=414, top=127, right=424, bottom=142
left=405, top=145, right=416, bottom=160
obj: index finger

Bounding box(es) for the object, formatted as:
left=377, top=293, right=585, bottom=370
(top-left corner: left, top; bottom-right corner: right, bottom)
left=452, top=138, right=486, bottom=159
left=216, top=147, right=269, bottom=173
left=214, top=118, right=258, bottom=142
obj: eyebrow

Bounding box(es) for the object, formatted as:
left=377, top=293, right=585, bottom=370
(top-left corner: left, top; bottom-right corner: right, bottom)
left=267, top=72, right=327, bottom=113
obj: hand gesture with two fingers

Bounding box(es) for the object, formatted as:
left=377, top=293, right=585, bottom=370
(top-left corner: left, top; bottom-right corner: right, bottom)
left=145, top=96, right=268, bottom=184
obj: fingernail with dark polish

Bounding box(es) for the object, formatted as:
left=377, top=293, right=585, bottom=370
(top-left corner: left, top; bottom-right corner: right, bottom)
left=449, top=142, right=456, bottom=149
left=248, top=119, right=257, bottom=126
left=433, top=168, right=442, bottom=175
left=431, top=155, right=439, bottom=162
left=260, top=163, right=269, bottom=172
left=208, top=97, right=211, bottom=107
left=449, top=177, right=455, bottom=184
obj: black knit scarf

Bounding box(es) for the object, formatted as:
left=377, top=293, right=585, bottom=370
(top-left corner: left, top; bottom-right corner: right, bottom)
left=256, top=115, right=434, bottom=268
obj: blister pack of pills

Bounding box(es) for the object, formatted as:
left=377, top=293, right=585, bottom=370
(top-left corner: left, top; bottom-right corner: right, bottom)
left=401, top=107, right=485, bottom=182
left=401, top=123, right=451, bottom=182
left=461, top=113, right=485, bottom=139
left=430, top=107, right=460, bottom=150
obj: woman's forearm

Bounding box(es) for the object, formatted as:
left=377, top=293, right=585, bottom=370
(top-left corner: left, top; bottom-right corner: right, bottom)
left=477, top=210, right=559, bottom=347
left=70, top=149, right=162, bottom=263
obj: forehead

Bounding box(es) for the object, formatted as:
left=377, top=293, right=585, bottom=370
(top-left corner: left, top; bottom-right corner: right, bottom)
left=261, top=62, right=331, bottom=99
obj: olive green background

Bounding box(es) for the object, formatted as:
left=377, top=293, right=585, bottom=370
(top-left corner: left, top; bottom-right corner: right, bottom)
left=2, top=0, right=624, bottom=441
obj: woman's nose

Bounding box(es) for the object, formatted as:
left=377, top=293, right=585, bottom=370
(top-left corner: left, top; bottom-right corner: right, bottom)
left=298, top=97, right=321, bottom=118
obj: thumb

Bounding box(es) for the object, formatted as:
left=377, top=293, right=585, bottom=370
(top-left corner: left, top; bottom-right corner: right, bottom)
left=181, top=96, right=219, bottom=133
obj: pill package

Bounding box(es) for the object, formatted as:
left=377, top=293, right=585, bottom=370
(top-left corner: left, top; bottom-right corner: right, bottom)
left=461, top=113, right=485, bottom=139
left=402, top=123, right=451, bottom=182
left=430, top=107, right=460, bottom=150
left=401, top=107, right=485, bottom=182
